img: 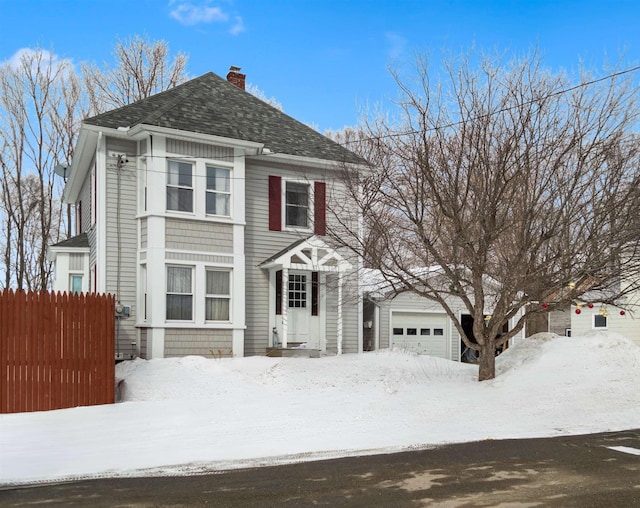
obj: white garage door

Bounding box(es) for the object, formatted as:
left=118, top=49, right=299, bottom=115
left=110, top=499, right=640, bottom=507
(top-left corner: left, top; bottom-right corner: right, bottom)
left=391, top=312, right=449, bottom=358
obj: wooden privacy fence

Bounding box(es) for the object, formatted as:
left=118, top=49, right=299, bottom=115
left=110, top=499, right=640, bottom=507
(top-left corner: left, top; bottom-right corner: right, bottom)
left=1, top=289, right=116, bottom=413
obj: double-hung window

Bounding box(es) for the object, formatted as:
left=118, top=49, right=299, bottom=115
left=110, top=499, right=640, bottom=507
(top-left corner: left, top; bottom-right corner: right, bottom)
left=285, top=181, right=310, bottom=228
left=167, top=161, right=193, bottom=212
left=269, top=177, right=325, bottom=234
left=166, top=266, right=193, bottom=320
left=206, top=166, right=231, bottom=216
left=205, top=269, right=231, bottom=321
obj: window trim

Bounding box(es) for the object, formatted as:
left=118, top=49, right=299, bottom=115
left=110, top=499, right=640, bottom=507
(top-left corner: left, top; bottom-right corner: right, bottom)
left=69, top=274, right=83, bottom=294
left=593, top=314, right=608, bottom=329
left=282, top=179, right=314, bottom=232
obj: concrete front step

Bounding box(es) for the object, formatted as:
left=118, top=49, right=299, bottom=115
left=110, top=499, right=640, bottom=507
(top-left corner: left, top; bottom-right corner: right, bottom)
left=266, top=347, right=321, bottom=358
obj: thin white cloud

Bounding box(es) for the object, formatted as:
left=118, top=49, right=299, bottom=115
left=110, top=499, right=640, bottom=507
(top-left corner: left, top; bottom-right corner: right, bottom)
left=170, top=2, right=229, bottom=26
left=229, top=16, right=245, bottom=36
left=385, top=32, right=408, bottom=60
left=3, top=48, right=53, bottom=68
left=1, top=48, right=75, bottom=78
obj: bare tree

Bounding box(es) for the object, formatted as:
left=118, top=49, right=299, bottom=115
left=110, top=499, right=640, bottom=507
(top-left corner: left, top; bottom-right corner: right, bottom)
left=246, top=83, right=283, bottom=111
left=330, top=51, right=640, bottom=381
left=0, top=49, right=86, bottom=290
left=49, top=68, right=85, bottom=237
left=82, top=35, right=189, bottom=114
left=0, top=37, right=189, bottom=290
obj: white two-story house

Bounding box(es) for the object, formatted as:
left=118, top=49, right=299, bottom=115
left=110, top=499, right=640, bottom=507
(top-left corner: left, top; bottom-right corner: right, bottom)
left=49, top=68, right=366, bottom=360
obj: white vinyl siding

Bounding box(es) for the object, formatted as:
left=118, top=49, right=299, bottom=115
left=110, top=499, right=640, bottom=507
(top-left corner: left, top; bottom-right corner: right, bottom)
left=166, top=138, right=233, bottom=161
left=164, top=328, right=233, bottom=357
left=105, top=137, right=138, bottom=359
left=571, top=302, right=639, bottom=347
left=243, top=161, right=360, bottom=356
left=165, top=219, right=233, bottom=252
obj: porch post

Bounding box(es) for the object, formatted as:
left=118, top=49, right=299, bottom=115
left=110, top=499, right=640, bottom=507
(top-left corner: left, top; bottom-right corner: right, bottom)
left=337, top=271, right=343, bottom=355
left=282, top=268, right=289, bottom=348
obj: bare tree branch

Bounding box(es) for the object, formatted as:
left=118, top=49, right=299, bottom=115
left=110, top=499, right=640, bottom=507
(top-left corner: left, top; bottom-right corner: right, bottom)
left=81, top=35, right=189, bottom=115
left=329, top=49, right=640, bottom=381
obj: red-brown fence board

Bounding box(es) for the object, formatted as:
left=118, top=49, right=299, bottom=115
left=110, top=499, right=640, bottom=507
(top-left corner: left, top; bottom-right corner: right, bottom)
left=0, top=289, right=115, bottom=414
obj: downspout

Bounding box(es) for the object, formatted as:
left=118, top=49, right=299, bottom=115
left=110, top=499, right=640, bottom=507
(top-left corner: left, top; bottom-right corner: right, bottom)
left=281, top=268, right=289, bottom=348
left=337, top=271, right=343, bottom=355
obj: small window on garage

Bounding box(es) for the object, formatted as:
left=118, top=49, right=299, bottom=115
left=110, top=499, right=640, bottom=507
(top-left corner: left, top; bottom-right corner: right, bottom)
left=393, top=328, right=404, bottom=335
left=407, top=328, right=417, bottom=335
left=433, top=328, right=444, bottom=336
left=420, top=328, right=431, bottom=335
left=593, top=315, right=607, bottom=329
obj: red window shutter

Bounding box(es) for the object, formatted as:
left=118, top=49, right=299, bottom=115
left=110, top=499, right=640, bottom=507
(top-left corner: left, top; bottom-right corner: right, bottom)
left=269, top=175, right=282, bottom=231
left=314, top=181, right=326, bottom=236
left=275, top=270, right=282, bottom=315
left=311, top=272, right=319, bottom=316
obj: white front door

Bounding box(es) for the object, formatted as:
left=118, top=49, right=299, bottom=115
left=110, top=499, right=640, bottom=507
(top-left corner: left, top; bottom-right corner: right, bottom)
left=287, top=272, right=310, bottom=344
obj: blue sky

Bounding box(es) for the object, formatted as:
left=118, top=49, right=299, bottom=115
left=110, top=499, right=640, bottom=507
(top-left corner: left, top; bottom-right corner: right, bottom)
left=1, top=0, right=638, bottom=132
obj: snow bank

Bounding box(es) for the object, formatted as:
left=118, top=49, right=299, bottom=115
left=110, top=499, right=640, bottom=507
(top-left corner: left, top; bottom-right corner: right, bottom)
left=1, top=331, right=639, bottom=485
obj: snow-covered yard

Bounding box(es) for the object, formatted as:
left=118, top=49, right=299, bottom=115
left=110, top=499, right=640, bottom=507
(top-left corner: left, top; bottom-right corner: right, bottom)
left=1, top=331, right=639, bottom=485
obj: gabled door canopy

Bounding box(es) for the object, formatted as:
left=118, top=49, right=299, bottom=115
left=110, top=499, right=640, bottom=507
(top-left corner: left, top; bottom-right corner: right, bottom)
left=259, top=235, right=351, bottom=273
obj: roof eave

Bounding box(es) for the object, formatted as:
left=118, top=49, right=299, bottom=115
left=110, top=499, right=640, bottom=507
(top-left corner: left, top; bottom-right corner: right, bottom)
left=63, top=128, right=99, bottom=204
left=46, top=245, right=90, bottom=262
left=248, top=151, right=366, bottom=171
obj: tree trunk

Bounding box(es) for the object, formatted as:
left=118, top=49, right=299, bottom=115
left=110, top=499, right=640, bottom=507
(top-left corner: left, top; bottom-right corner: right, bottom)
left=478, top=344, right=496, bottom=381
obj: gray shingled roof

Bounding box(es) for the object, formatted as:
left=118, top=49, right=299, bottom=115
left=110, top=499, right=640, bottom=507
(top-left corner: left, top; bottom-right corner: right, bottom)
left=84, top=72, right=364, bottom=165
left=51, top=232, right=89, bottom=248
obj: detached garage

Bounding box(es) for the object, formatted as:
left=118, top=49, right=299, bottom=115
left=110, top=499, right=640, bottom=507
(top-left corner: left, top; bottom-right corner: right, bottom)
left=364, top=288, right=462, bottom=361
left=390, top=311, right=450, bottom=357
left=361, top=268, right=525, bottom=362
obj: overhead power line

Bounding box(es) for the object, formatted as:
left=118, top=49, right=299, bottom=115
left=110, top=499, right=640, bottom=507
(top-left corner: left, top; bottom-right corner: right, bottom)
left=99, top=63, right=640, bottom=173
left=340, top=64, right=640, bottom=147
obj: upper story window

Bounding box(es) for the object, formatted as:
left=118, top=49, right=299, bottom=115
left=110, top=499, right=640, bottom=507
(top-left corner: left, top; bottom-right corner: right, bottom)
left=269, top=176, right=326, bottom=235
left=167, top=161, right=193, bottom=212
left=206, top=166, right=231, bottom=216
left=285, top=182, right=310, bottom=228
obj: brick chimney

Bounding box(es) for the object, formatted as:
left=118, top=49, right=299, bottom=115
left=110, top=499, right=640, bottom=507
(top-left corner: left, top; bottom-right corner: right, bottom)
left=226, top=66, right=246, bottom=90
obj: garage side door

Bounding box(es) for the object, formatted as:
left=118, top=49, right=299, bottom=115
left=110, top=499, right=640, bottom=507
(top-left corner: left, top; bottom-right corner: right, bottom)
left=391, top=312, right=449, bottom=358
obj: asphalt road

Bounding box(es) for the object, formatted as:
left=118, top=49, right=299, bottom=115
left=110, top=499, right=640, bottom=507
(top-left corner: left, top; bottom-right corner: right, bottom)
left=1, top=429, right=639, bottom=507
